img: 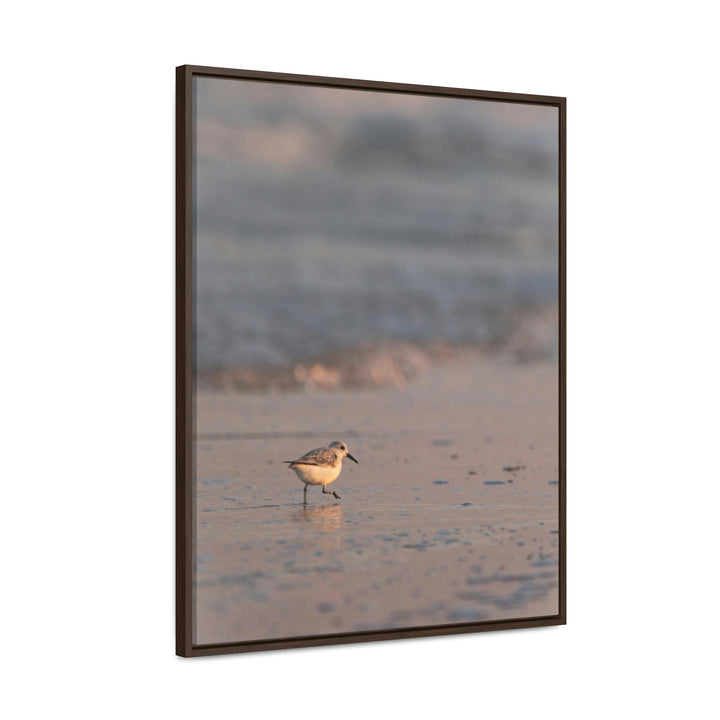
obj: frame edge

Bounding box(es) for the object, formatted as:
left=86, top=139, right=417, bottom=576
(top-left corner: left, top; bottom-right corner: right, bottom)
left=180, top=64, right=565, bottom=107
left=558, top=96, right=567, bottom=626
left=176, top=64, right=194, bottom=657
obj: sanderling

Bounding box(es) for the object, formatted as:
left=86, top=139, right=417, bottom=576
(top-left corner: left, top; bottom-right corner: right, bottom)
left=284, top=440, right=359, bottom=504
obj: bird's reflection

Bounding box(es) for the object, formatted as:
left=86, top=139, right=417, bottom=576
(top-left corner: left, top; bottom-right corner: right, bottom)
left=292, top=503, right=343, bottom=533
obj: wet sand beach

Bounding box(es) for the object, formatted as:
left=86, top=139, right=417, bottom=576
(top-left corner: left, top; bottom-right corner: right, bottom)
left=194, top=356, right=559, bottom=645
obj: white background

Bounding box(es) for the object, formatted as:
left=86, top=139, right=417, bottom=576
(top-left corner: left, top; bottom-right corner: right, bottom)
left=3, top=2, right=719, bottom=718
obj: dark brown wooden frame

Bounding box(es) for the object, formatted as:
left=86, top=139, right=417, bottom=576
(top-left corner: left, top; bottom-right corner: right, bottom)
left=176, top=64, right=566, bottom=657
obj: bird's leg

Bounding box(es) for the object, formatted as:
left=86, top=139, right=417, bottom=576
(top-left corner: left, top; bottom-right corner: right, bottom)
left=303, top=484, right=308, bottom=505
left=322, top=485, right=341, bottom=500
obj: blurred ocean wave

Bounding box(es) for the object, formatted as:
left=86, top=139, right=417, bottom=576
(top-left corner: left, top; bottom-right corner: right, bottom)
left=195, top=228, right=558, bottom=375
left=196, top=303, right=558, bottom=393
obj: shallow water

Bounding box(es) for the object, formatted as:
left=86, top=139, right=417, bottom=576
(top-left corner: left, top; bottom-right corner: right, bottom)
left=195, top=469, right=558, bottom=643
left=191, top=354, right=560, bottom=645
left=192, top=358, right=560, bottom=645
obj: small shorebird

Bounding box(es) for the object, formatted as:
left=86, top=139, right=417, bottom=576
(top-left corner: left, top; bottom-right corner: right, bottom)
left=284, top=440, right=358, bottom=504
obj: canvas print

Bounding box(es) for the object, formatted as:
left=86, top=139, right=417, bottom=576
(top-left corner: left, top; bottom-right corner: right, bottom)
left=184, top=70, right=563, bottom=650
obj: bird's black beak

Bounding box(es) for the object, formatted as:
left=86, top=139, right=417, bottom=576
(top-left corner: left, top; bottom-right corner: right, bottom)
left=347, top=453, right=359, bottom=463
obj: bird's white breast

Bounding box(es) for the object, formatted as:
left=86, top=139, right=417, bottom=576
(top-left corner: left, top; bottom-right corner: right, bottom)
left=290, top=460, right=341, bottom=486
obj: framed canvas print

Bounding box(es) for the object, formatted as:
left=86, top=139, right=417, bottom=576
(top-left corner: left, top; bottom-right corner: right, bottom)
left=176, top=65, right=566, bottom=656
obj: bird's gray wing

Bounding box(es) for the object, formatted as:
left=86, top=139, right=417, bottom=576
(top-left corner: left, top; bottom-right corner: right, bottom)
left=284, top=446, right=337, bottom=467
